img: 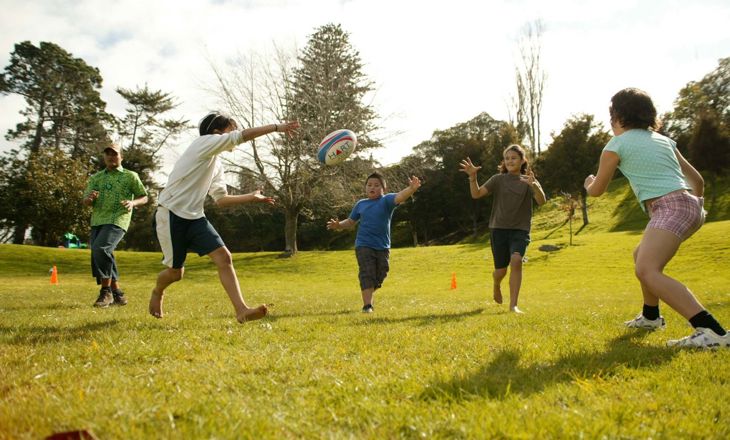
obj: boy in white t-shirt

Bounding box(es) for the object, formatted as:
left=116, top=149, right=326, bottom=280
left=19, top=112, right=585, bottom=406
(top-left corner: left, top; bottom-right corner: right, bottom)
left=150, top=112, right=299, bottom=323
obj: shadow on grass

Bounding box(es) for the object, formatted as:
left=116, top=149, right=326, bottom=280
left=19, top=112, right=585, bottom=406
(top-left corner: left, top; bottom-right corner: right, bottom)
left=422, top=331, right=677, bottom=401
left=261, top=309, right=355, bottom=321
left=355, top=308, right=485, bottom=327
left=0, top=320, right=119, bottom=345
left=0, top=302, right=84, bottom=312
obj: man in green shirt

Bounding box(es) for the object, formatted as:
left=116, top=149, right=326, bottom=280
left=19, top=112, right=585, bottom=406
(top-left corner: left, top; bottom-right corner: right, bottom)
left=83, top=144, right=148, bottom=307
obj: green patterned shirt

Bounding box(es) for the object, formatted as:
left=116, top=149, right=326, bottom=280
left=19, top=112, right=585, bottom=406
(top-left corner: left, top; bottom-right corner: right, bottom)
left=84, top=166, right=147, bottom=231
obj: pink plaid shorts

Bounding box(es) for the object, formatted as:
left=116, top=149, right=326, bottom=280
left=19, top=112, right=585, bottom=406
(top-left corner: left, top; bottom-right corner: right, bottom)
left=646, top=191, right=705, bottom=241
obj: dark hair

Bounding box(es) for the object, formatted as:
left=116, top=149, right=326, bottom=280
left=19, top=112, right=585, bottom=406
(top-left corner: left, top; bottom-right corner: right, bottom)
left=499, top=144, right=529, bottom=174
left=365, top=172, right=386, bottom=189
left=199, top=112, right=238, bottom=136
left=609, top=88, right=661, bottom=131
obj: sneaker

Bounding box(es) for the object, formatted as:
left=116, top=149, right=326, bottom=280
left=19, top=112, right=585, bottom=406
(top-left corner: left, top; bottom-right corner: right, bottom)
left=361, top=304, right=374, bottom=313
left=624, top=314, right=666, bottom=330
left=112, top=289, right=127, bottom=306
left=667, top=327, right=730, bottom=349
left=93, top=288, right=113, bottom=308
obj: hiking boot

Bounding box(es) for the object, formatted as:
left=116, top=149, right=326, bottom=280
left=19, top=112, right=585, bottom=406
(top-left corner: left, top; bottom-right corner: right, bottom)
left=624, top=314, right=665, bottom=330
left=112, top=289, right=127, bottom=306
left=94, top=288, right=113, bottom=308
left=667, top=327, right=730, bottom=349
left=362, top=304, right=374, bottom=313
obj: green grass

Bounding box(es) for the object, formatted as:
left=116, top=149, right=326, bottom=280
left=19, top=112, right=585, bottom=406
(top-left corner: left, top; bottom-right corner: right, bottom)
left=2, top=180, right=730, bottom=439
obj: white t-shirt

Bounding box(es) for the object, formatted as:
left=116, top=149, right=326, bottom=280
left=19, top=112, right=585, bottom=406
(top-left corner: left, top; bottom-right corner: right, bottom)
left=158, top=131, right=245, bottom=219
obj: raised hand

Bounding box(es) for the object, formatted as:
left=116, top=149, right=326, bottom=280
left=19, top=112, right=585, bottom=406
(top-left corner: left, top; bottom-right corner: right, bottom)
left=519, top=170, right=537, bottom=185
left=276, top=121, right=301, bottom=136
left=459, top=157, right=481, bottom=178
left=408, top=175, right=422, bottom=190
left=326, top=218, right=340, bottom=230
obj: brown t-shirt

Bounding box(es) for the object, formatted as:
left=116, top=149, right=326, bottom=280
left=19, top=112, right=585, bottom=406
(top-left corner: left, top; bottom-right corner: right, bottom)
left=483, top=173, right=534, bottom=231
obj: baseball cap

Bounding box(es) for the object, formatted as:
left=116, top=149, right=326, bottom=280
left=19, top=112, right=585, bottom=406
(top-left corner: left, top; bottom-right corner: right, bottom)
left=103, top=144, right=121, bottom=154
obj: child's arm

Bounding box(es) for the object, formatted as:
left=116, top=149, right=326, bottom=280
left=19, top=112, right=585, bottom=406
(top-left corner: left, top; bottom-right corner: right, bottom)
left=241, top=121, right=300, bottom=142
left=121, top=195, right=149, bottom=211
left=674, top=148, right=704, bottom=197
left=459, top=157, right=489, bottom=199
left=327, top=218, right=357, bottom=230
left=394, top=176, right=421, bottom=205
left=584, top=151, right=619, bottom=197
left=215, top=190, right=275, bottom=208
left=520, top=171, right=546, bottom=205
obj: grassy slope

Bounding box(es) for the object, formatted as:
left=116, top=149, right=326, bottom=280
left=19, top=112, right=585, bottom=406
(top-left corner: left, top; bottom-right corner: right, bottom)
left=1, top=178, right=730, bottom=439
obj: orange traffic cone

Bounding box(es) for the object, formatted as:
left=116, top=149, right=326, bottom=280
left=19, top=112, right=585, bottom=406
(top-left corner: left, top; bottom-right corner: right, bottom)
left=50, top=265, right=59, bottom=285
left=450, top=272, right=457, bottom=290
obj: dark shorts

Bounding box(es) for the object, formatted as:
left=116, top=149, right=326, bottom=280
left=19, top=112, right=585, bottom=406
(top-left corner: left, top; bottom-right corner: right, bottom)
left=155, top=207, right=225, bottom=268
left=355, top=246, right=390, bottom=290
left=490, top=228, right=530, bottom=269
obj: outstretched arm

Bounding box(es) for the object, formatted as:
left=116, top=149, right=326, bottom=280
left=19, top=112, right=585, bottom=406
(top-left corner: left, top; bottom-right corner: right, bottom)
left=394, top=176, right=422, bottom=205
left=459, top=157, right=489, bottom=199
left=215, top=190, right=275, bottom=208
left=584, top=151, right=619, bottom=197
left=241, top=121, right=300, bottom=142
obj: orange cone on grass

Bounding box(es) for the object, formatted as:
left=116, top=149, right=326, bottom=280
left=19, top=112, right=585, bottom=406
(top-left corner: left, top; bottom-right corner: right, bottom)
left=450, top=272, right=457, bottom=290
left=50, top=265, right=59, bottom=285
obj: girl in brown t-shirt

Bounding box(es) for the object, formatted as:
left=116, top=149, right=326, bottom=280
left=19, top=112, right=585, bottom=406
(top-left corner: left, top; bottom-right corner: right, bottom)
left=460, top=145, right=546, bottom=313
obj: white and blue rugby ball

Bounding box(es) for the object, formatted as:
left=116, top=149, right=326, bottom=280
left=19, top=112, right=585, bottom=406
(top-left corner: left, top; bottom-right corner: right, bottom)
left=317, top=129, right=357, bottom=166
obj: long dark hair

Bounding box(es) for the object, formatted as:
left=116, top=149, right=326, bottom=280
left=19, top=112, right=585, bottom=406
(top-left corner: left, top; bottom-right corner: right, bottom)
left=609, top=88, right=661, bottom=131
left=199, top=112, right=238, bottom=136
left=499, top=144, right=529, bottom=174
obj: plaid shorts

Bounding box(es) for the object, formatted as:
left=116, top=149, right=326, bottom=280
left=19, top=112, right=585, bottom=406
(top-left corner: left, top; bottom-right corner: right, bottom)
left=355, top=247, right=390, bottom=290
left=646, top=191, right=705, bottom=241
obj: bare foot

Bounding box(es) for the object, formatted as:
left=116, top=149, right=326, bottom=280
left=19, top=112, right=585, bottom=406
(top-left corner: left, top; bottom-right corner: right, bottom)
left=510, top=306, right=524, bottom=314
left=493, top=284, right=503, bottom=304
left=237, top=304, right=269, bottom=323
left=149, top=288, right=164, bottom=319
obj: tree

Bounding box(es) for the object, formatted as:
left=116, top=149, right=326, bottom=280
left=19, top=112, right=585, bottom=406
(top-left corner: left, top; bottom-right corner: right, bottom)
left=687, top=113, right=730, bottom=208
left=211, top=23, right=381, bottom=255
left=112, top=85, right=189, bottom=250
left=510, top=20, right=547, bottom=154
left=0, top=148, right=90, bottom=246
left=663, top=57, right=730, bottom=153
left=402, top=113, right=518, bottom=243
left=534, top=114, right=611, bottom=225
left=0, top=41, right=112, bottom=242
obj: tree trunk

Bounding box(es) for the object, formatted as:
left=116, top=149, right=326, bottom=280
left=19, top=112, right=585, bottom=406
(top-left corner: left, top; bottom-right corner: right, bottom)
left=580, top=189, right=589, bottom=225
left=283, top=209, right=299, bottom=256
left=13, top=223, right=28, bottom=244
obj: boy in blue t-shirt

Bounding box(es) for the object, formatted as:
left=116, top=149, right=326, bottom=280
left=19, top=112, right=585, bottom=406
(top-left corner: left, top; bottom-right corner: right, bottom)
left=327, top=172, right=421, bottom=312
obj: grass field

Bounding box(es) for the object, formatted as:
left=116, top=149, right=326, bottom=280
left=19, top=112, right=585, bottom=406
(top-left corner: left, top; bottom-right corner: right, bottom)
left=2, top=179, right=730, bottom=439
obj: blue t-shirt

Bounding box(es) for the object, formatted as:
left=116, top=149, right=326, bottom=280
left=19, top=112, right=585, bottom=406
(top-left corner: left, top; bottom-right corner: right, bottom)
left=349, top=193, right=398, bottom=250
left=603, top=129, right=689, bottom=212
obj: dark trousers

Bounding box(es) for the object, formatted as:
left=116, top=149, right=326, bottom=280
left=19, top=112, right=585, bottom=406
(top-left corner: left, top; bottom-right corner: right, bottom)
left=90, top=225, right=125, bottom=285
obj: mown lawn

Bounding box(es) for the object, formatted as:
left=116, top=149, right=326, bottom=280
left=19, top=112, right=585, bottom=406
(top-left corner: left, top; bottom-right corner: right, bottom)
left=1, top=212, right=730, bottom=438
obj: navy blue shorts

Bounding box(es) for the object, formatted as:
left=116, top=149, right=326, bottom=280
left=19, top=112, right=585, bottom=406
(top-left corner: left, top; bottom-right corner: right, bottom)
left=155, top=207, right=225, bottom=268
left=490, top=228, right=530, bottom=269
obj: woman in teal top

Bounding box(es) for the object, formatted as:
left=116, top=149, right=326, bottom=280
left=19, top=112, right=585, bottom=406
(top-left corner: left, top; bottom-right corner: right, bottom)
left=584, top=88, right=727, bottom=349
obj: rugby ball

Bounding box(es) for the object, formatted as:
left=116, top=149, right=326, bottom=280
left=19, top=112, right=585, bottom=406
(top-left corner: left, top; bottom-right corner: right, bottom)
left=317, top=129, right=357, bottom=165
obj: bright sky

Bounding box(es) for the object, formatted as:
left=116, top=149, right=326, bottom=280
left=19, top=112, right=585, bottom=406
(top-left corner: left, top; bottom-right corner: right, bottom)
left=1, top=0, right=729, bottom=177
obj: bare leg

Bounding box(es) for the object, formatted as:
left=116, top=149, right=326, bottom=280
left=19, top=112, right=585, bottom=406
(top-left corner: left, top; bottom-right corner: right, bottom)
left=492, top=268, right=507, bottom=304
left=110, top=279, right=120, bottom=291
left=635, top=228, right=704, bottom=319
left=149, top=267, right=183, bottom=318
left=633, top=245, right=659, bottom=307
left=362, top=287, right=375, bottom=307
left=508, top=253, right=524, bottom=313
left=208, top=247, right=268, bottom=323
left=101, top=278, right=112, bottom=288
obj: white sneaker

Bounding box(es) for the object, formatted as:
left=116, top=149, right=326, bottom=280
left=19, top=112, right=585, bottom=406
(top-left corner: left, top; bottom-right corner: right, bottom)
left=667, top=327, right=730, bottom=349
left=624, top=314, right=666, bottom=330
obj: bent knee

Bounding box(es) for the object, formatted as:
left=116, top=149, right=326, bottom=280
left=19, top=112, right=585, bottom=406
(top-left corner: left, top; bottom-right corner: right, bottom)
left=170, top=268, right=184, bottom=281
